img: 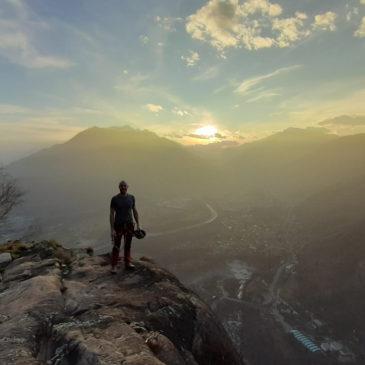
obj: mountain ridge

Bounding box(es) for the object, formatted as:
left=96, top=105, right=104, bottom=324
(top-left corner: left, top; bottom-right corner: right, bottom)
left=3, top=125, right=346, bottom=166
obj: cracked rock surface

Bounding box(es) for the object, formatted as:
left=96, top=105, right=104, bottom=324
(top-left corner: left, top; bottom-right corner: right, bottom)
left=0, top=241, right=243, bottom=365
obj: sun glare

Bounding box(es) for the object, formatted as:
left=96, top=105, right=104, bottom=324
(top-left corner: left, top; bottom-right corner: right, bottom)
left=194, top=125, right=218, bottom=138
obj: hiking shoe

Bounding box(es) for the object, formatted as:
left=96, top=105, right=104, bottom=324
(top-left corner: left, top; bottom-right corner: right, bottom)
left=125, top=262, right=136, bottom=270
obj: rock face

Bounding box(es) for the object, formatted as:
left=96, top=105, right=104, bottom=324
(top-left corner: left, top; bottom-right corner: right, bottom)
left=0, top=241, right=243, bottom=365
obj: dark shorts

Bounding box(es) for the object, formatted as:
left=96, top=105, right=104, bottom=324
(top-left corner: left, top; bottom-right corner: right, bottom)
left=112, top=222, right=134, bottom=265
left=114, top=222, right=134, bottom=236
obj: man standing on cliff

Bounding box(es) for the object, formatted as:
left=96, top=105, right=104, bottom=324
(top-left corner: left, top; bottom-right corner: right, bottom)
left=110, top=180, right=140, bottom=273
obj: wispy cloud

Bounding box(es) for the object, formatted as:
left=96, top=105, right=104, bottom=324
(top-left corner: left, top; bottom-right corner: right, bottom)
left=192, top=66, right=219, bottom=81
left=145, top=103, right=163, bottom=113
left=155, top=16, right=183, bottom=32
left=275, top=86, right=365, bottom=129
left=0, top=0, right=73, bottom=69
left=246, top=90, right=281, bottom=103
left=319, top=115, right=365, bottom=127
left=114, top=73, right=151, bottom=96
left=0, top=103, right=31, bottom=114
left=165, top=127, right=245, bottom=144
left=235, top=65, right=301, bottom=95
left=345, top=5, right=359, bottom=22
left=0, top=118, right=83, bottom=163
left=355, top=16, right=365, bottom=37
left=139, top=35, right=149, bottom=45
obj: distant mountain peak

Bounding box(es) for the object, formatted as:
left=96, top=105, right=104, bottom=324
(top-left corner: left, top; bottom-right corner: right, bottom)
left=65, top=125, right=175, bottom=149
left=262, top=126, right=337, bottom=144
left=277, top=126, right=331, bottom=136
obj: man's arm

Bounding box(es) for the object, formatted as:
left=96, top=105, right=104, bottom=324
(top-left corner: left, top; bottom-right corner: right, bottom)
left=110, top=207, right=116, bottom=241
left=133, top=206, right=140, bottom=229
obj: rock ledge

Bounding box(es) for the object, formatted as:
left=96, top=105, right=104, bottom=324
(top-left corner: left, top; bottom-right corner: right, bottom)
left=0, top=241, right=242, bottom=365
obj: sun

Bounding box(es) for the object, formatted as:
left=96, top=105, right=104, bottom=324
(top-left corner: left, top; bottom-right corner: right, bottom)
left=194, top=125, right=218, bottom=138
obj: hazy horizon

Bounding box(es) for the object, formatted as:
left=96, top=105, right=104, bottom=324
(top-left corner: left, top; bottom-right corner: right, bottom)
left=2, top=122, right=365, bottom=164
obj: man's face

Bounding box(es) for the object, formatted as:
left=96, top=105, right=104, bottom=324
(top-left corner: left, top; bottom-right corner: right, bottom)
left=119, top=183, right=128, bottom=194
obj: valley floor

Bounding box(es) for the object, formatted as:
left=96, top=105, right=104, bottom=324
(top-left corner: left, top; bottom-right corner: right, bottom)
left=1, top=197, right=363, bottom=364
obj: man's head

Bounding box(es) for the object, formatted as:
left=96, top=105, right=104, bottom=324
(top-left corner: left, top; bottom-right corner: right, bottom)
left=119, top=180, right=129, bottom=194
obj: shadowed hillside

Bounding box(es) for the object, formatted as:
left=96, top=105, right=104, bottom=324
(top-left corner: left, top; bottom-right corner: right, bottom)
left=7, top=126, right=212, bottom=218
left=220, top=128, right=365, bottom=202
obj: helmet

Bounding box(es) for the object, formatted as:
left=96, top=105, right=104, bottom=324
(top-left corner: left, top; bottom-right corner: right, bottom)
left=134, top=228, right=146, bottom=239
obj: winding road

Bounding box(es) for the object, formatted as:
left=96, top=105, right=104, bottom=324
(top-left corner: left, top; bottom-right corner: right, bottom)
left=148, top=202, right=218, bottom=237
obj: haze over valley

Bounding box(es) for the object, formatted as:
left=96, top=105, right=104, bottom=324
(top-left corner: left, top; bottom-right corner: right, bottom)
left=2, top=125, right=365, bottom=364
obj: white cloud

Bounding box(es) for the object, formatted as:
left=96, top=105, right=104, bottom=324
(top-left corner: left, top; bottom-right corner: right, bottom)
left=272, top=14, right=310, bottom=48
left=186, top=0, right=248, bottom=51
left=345, top=5, right=359, bottom=22
left=0, top=0, right=73, bottom=69
left=312, top=11, right=337, bottom=31
left=172, top=107, right=191, bottom=116
left=235, top=65, right=301, bottom=95
left=155, top=16, right=182, bottom=32
left=145, top=104, right=163, bottom=113
left=186, top=0, right=337, bottom=53
left=240, top=0, right=282, bottom=17
left=355, top=16, right=365, bottom=37
left=181, top=50, right=200, bottom=67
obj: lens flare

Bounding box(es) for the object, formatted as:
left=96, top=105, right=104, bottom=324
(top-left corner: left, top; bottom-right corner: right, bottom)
left=194, top=125, right=217, bottom=138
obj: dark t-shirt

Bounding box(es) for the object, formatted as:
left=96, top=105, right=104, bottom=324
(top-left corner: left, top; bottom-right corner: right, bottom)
left=110, top=193, right=135, bottom=225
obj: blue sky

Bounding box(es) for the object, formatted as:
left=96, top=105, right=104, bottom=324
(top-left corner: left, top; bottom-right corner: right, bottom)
left=0, top=0, right=365, bottom=162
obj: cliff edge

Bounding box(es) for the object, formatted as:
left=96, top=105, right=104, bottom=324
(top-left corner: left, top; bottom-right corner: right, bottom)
left=0, top=241, right=243, bottom=365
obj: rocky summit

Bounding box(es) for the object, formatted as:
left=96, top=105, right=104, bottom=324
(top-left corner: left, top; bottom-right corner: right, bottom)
left=0, top=241, right=242, bottom=365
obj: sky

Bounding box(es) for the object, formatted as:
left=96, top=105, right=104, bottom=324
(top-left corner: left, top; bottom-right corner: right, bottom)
left=0, top=0, right=365, bottom=163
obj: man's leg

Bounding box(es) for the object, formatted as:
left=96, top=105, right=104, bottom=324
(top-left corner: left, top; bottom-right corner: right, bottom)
left=124, top=232, right=134, bottom=269
left=111, top=231, right=122, bottom=271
